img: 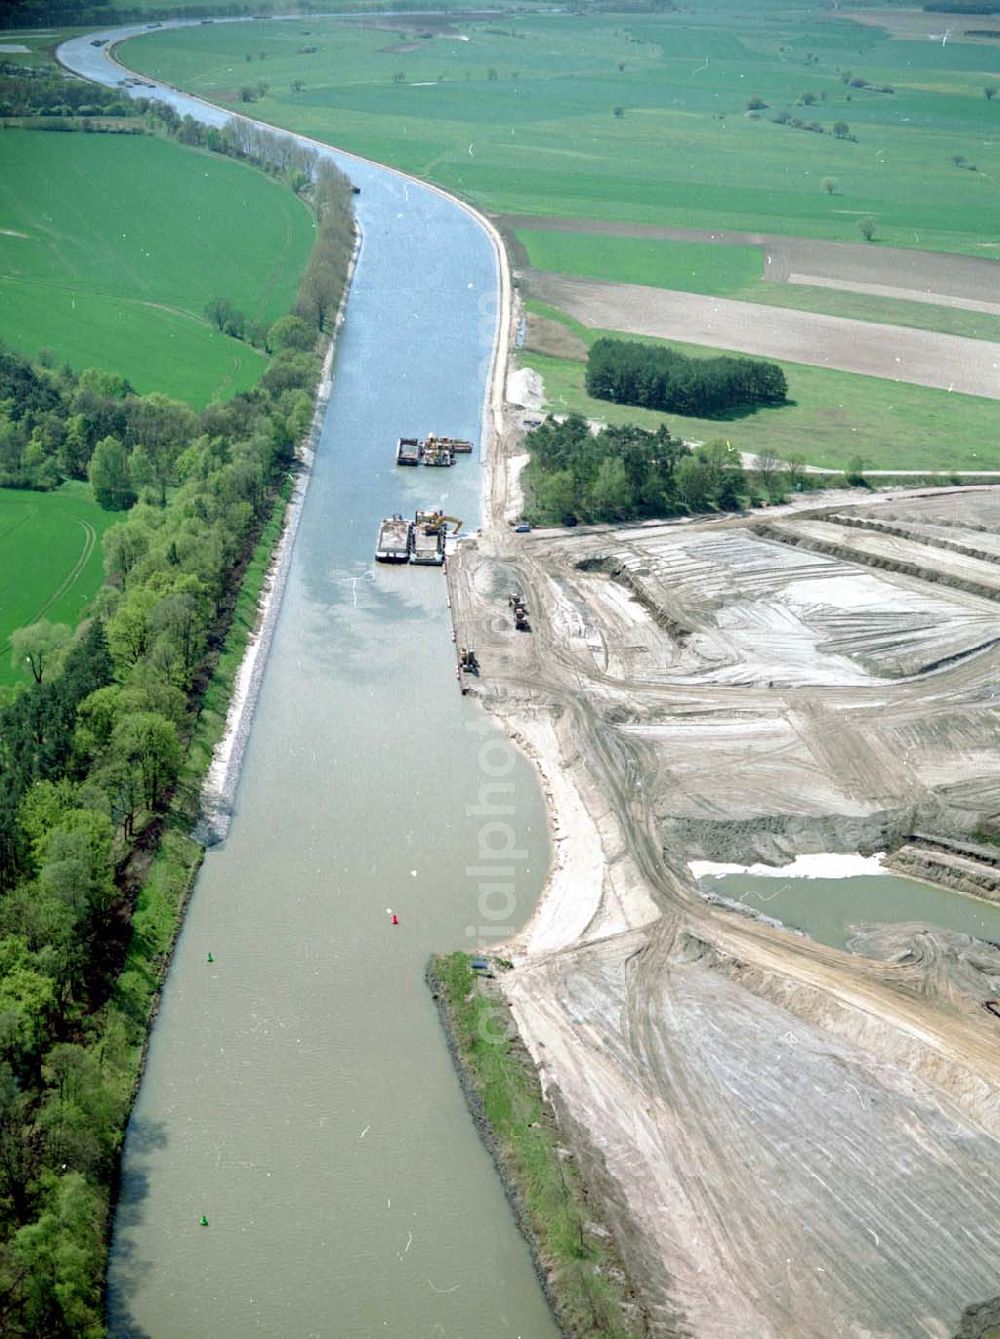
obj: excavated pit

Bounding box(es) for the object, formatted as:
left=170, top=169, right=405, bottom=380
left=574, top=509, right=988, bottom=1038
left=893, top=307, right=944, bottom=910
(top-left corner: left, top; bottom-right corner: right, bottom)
left=447, top=484, right=1000, bottom=1338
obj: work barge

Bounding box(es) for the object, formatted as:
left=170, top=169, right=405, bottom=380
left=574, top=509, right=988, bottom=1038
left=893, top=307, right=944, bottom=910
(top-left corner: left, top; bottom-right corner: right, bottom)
left=395, top=434, right=474, bottom=468
left=375, top=510, right=461, bottom=566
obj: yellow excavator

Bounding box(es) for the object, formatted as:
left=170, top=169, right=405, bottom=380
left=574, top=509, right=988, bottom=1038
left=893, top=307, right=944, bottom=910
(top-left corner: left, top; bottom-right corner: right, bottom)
left=414, top=509, right=462, bottom=534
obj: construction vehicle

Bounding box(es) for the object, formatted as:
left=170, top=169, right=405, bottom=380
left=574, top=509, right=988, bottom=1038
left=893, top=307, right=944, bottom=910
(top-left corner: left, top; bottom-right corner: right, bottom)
left=508, top=592, right=531, bottom=632
left=421, top=438, right=454, bottom=467
left=411, top=510, right=461, bottom=565
left=415, top=510, right=461, bottom=535
left=426, top=434, right=473, bottom=455
left=458, top=647, right=479, bottom=675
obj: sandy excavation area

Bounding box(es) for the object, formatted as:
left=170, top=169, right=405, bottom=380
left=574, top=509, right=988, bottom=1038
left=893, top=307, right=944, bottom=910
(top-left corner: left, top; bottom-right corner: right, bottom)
left=526, top=272, right=1000, bottom=398
left=450, top=473, right=1000, bottom=1337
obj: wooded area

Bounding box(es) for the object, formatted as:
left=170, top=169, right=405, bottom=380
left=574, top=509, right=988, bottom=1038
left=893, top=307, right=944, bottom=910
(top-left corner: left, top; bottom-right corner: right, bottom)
left=585, top=337, right=788, bottom=418
left=522, top=415, right=750, bottom=525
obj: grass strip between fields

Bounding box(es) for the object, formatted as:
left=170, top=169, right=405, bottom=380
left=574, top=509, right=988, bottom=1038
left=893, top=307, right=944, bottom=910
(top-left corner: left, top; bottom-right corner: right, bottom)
left=429, top=951, right=646, bottom=1339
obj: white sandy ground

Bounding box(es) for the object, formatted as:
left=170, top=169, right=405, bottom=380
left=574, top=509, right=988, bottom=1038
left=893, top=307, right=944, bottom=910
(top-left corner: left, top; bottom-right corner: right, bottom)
left=690, top=852, right=888, bottom=879
left=502, top=712, right=659, bottom=956
left=506, top=364, right=545, bottom=413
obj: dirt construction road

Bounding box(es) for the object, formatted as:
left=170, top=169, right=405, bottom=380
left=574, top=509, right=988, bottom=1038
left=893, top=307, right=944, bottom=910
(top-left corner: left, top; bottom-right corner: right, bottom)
left=449, top=429, right=1000, bottom=1335
left=526, top=272, right=1000, bottom=397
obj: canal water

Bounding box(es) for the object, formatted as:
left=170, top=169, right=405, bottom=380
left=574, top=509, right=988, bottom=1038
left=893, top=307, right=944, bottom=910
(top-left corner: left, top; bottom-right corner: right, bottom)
left=59, top=31, right=559, bottom=1339
left=695, top=860, right=1000, bottom=951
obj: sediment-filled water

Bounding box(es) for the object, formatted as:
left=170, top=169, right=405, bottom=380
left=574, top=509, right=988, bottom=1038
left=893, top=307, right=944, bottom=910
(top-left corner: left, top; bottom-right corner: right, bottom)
left=699, top=868, right=1000, bottom=950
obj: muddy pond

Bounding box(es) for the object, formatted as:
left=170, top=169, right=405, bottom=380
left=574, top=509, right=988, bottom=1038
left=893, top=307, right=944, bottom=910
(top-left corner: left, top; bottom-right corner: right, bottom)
left=694, top=855, right=1000, bottom=950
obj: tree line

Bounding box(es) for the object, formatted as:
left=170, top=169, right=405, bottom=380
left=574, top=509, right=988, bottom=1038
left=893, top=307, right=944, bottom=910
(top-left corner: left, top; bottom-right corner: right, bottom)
left=0, top=326, right=332, bottom=1332
left=0, top=123, right=353, bottom=493
left=151, top=109, right=356, bottom=344
left=0, top=72, right=139, bottom=121
left=0, top=0, right=254, bottom=27
left=523, top=415, right=749, bottom=525
left=585, top=337, right=788, bottom=418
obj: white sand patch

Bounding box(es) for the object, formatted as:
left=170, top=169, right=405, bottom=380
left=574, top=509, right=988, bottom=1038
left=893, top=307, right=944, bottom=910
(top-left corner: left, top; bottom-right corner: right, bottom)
left=690, top=852, right=887, bottom=880
left=506, top=365, right=544, bottom=412
left=503, top=713, right=657, bottom=957
left=504, top=450, right=530, bottom=523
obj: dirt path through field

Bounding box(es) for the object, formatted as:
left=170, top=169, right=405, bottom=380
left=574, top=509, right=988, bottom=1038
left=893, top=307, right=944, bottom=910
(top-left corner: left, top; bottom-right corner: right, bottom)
left=526, top=271, right=1000, bottom=397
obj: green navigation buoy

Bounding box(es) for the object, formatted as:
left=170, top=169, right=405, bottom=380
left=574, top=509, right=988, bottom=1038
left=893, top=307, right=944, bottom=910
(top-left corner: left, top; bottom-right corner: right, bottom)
left=207, top=953, right=214, bottom=963
left=200, top=1215, right=209, bottom=1227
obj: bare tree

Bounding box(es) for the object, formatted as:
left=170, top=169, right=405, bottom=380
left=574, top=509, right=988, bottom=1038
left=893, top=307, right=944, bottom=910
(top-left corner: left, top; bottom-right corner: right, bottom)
left=754, top=448, right=783, bottom=496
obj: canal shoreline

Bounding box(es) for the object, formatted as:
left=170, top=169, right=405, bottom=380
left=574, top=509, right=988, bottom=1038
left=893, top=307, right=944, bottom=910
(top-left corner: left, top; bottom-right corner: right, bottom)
left=199, top=226, right=361, bottom=842
left=424, top=958, right=565, bottom=1329
left=427, top=954, right=650, bottom=1339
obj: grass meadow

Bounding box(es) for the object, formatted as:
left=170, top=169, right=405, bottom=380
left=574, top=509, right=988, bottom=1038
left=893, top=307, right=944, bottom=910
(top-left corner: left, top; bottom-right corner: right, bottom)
left=0, top=482, right=115, bottom=684
left=123, top=4, right=999, bottom=256
left=0, top=130, right=315, bottom=404
left=521, top=301, right=998, bottom=474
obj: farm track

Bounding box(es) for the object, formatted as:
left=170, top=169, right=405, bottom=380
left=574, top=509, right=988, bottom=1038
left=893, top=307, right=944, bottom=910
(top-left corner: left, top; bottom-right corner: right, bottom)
left=0, top=514, right=97, bottom=654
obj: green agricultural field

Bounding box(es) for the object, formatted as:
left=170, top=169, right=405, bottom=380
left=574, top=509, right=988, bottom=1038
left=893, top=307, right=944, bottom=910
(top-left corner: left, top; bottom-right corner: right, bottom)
left=515, top=230, right=763, bottom=294
left=122, top=4, right=999, bottom=255
left=0, top=130, right=315, bottom=405
left=520, top=303, right=997, bottom=474
left=0, top=481, right=115, bottom=685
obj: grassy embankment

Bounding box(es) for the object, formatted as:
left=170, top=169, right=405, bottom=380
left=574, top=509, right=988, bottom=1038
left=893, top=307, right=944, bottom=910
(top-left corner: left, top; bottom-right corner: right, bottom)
left=431, top=951, right=646, bottom=1339
left=0, top=130, right=314, bottom=405
left=521, top=301, right=999, bottom=474
left=0, top=482, right=115, bottom=685
left=0, top=120, right=314, bottom=678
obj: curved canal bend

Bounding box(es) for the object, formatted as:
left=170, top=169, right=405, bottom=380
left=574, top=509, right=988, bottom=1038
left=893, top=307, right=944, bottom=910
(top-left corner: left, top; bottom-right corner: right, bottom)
left=61, top=31, right=558, bottom=1338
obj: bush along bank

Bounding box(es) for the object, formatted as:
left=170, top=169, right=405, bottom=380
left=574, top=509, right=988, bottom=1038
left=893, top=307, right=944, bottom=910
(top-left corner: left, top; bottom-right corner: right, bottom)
left=0, top=166, right=355, bottom=1335
left=428, top=952, right=649, bottom=1339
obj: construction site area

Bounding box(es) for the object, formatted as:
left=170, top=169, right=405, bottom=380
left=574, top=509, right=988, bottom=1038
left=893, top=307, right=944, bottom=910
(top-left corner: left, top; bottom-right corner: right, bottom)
left=448, top=463, right=1000, bottom=1336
